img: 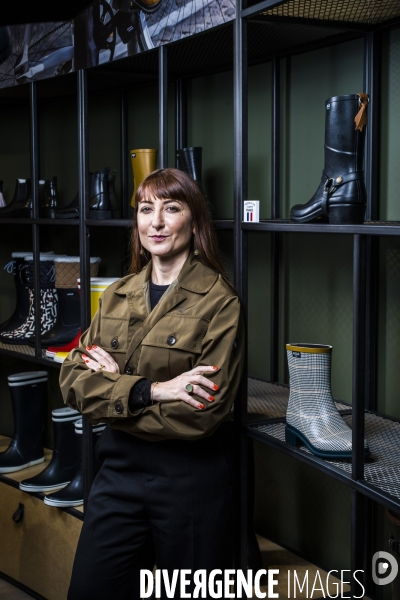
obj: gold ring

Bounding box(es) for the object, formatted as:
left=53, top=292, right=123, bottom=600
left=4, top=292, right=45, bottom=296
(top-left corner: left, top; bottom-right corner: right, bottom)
left=100, top=364, right=106, bottom=370
left=185, top=383, right=193, bottom=394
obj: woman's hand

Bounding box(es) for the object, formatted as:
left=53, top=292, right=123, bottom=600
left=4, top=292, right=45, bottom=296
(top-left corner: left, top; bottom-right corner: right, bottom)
left=81, top=345, right=120, bottom=373
left=151, top=365, right=219, bottom=410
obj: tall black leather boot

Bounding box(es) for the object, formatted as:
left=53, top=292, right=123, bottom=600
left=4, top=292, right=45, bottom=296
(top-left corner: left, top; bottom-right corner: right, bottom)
left=19, top=407, right=81, bottom=493
left=37, top=255, right=100, bottom=349
left=0, top=254, right=57, bottom=345
left=40, top=176, right=59, bottom=218
left=290, top=94, right=369, bottom=225
left=177, top=147, right=214, bottom=217
left=0, top=251, right=35, bottom=334
left=0, top=371, right=48, bottom=473
left=0, top=178, right=31, bottom=218
left=55, top=172, right=94, bottom=218
left=44, top=420, right=105, bottom=507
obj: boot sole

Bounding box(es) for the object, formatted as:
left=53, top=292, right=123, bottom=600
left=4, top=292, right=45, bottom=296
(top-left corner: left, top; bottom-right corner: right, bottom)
left=0, top=456, right=45, bottom=473
left=291, top=204, right=365, bottom=225
left=285, top=424, right=371, bottom=459
left=0, top=335, right=37, bottom=345
left=43, top=497, right=83, bottom=507
left=19, top=481, right=70, bottom=493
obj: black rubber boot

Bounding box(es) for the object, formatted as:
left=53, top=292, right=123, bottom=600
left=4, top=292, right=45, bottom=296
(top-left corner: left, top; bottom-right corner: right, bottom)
left=177, top=147, right=214, bottom=217
left=0, top=371, right=48, bottom=473
left=55, top=172, right=94, bottom=218
left=37, top=255, right=101, bottom=348
left=290, top=94, right=369, bottom=225
left=19, top=407, right=81, bottom=493
left=0, top=252, right=35, bottom=334
left=40, top=177, right=59, bottom=218
left=44, top=420, right=105, bottom=507
left=0, top=254, right=57, bottom=345
left=0, top=178, right=31, bottom=218
left=89, top=168, right=113, bottom=219
left=37, top=288, right=80, bottom=348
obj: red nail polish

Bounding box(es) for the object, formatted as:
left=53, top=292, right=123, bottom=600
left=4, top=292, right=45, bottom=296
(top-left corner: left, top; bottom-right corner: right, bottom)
left=82, top=354, right=87, bottom=358
left=85, top=360, right=89, bottom=363
left=213, top=384, right=219, bottom=390
left=213, top=366, right=218, bottom=370
left=86, top=346, right=91, bottom=351
left=209, top=396, right=215, bottom=402
left=92, top=345, right=97, bottom=349
left=199, top=404, right=205, bottom=410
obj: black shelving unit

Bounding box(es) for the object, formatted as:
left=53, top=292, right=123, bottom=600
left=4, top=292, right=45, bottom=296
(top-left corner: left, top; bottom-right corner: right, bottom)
left=1, top=1, right=400, bottom=598
left=234, top=1, right=400, bottom=599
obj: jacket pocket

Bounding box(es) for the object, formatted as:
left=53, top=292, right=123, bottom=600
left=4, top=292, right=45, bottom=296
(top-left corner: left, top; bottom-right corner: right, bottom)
left=138, top=314, right=209, bottom=380
left=100, top=316, right=129, bottom=353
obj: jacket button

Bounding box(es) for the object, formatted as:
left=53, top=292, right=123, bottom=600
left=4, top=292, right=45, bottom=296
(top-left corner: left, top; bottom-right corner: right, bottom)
left=167, top=335, right=176, bottom=346
left=115, top=402, right=124, bottom=414
left=124, top=364, right=133, bottom=375
left=111, top=338, right=119, bottom=349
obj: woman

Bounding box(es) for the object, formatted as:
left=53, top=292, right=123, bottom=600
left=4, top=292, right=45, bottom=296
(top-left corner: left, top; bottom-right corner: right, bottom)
left=60, top=168, right=245, bottom=599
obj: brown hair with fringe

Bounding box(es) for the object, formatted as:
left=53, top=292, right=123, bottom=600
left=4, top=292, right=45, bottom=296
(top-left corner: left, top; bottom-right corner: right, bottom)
left=129, top=168, right=233, bottom=289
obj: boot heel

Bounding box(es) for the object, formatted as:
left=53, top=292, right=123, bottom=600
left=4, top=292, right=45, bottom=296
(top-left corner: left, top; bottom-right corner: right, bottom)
left=285, top=426, right=301, bottom=447
left=328, top=204, right=365, bottom=225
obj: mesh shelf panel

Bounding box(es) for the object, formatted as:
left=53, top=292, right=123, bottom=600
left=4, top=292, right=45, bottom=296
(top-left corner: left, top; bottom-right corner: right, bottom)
left=252, top=413, right=400, bottom=500
left=263, top=0, right=400, bottom=25
left=0, top=340, right=51, bottom=362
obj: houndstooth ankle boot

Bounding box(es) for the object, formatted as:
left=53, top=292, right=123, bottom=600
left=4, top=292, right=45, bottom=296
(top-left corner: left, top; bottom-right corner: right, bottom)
left=0, top=254, right=58, bottom=345
left=285, top=343, right=370, bottom=459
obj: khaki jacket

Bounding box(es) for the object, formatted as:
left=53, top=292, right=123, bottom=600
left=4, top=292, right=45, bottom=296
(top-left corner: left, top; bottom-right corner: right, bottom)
left=60, top=252, right=244, bottom=442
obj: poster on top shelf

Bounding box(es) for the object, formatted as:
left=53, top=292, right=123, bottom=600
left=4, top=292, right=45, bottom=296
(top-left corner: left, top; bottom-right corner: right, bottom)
left=0, top=0, right=235, bottom=89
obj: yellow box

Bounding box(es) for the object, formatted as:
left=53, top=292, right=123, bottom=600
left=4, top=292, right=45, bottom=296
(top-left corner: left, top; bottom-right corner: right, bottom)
left=77, top=278, right=119, bottom=320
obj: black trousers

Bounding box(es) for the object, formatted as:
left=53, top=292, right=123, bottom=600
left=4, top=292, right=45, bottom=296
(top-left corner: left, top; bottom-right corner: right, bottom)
left=68, top=423, right=234, bottom=600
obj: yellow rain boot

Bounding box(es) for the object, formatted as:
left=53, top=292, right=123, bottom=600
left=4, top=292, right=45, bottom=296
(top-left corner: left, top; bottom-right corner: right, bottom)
left=130, top=149, right=157, bottom=207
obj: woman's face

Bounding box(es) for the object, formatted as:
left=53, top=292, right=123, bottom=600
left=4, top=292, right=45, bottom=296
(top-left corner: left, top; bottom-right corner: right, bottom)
left=137, top=195, right=194, bottom=260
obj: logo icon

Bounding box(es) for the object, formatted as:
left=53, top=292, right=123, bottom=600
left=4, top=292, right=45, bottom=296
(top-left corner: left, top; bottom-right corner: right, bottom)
left=372, top=551, right=398, bottom=586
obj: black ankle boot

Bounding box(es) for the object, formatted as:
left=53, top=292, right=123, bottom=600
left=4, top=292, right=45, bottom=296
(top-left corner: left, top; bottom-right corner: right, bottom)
left=89, top=168, right=113, bottom=219
left=40, top=176, right=59, bottom=218
left=44, top=420, right=105, bottom=507
left=19, top=407, right=81, bottom=493
left=0, top=178, right=32, bottom=218
left=0, top=371, right=48, bottom=473
left=177, top=147, right=214, bottom=217
left=290, top=94, right=369, bottom=225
